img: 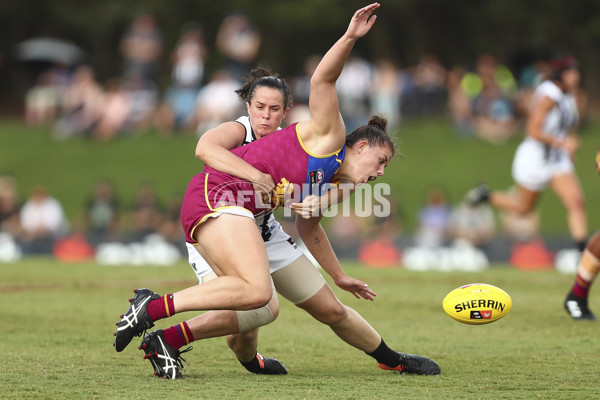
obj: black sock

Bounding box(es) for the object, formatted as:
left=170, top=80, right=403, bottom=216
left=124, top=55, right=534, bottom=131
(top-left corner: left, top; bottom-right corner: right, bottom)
left=576, top=240, right=587, bottom=253
left=239, top=353, right=262, bottom=373
left=366, top=339, right=399, bottom=368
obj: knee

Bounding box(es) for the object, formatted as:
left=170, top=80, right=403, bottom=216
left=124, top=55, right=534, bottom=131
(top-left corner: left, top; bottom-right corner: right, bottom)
left=245, top=291, right=272, bottom=310
left=567, top=195, right=585, bottom=213
left=587, top=231, right=600, bottom=258
left=513, top=202, right=533, bottom=215
left=309, top=302, right=348, bottom=326
left=242, top=283, right=273, bottom=310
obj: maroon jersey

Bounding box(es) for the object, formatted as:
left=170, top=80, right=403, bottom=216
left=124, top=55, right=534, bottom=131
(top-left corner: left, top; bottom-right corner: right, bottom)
left=181, top=122, right=345, bottom=243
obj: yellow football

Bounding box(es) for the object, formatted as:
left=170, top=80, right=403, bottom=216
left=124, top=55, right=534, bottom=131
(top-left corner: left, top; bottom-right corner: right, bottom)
left=442, top=283, right=512, bottom=325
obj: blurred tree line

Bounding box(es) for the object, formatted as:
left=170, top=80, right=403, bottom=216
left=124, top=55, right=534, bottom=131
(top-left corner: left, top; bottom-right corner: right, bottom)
left=2, top=0, right=600, bottom=113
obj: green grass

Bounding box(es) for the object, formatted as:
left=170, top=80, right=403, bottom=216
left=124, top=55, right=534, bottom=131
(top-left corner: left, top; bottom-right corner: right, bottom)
left=2, top=259, right=599, bottom=399
left=0, top=117, right=598, bottom=234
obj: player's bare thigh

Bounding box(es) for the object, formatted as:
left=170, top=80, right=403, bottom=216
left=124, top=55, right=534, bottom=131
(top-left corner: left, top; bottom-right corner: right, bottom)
left=194, top=214, right=271, bottom=290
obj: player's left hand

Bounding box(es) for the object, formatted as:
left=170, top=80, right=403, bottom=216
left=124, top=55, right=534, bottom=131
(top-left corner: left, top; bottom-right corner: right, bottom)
left=290, top=194, right=325, bottom=219
left=346, top=3, right=380, bottom=40
left=335, top=275, right=377, bottom=301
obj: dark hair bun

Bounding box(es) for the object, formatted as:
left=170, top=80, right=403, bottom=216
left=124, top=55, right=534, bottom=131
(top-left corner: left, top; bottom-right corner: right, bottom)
left=367, top=115, right=388, bottom=133
left=251, top=67, right=271, bottom=79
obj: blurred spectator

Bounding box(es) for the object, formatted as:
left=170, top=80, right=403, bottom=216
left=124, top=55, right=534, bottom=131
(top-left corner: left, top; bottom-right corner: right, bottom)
left=369, top=59, right=407, bottom=131
left=158, top=193, right=186, bottom=254
left=448, top=200, right=496, bottom=247
left=337, top=54, right=372, bottom=130
left=326, top=212, right=367, bottom=260
left=120, top=72, right=158, bottom=133
left=83, top=178, right=121, bottom=245
left=24, top=70, right=61, bottom=127
left=127, top=183, right=163, bottom=241
left=53, top=65, right=104, bottom=140
left=501, top=208, right=554, bottom=270
left=501, top=208, right=540, bottom=243
left=120, top=12, right=163, bottom=82
left=288, top=55, right=320, bottom=124
left=292, top=55, right=320, bottom=106
left=93, top=78, right=131, bottom=141
left=0, top=174, right=23, bottom=238
left=358, top=194, right=403, bottom=267
left=414, top=185, right=451, bottom=248
left=447, top=65, right=474, bottom=136
left=94, top=72, right=158, bottom=138
left=514, top=58, right=550, bottom=117
left=405, top=53, right=447, bottom=116
left=463, top=54, right=519, bottom=144
left=19, top=185, right=69, bottom=255
left=155, top=22, right=207, bottom=134
left=216, top=12, right=261, bottom=81
left=193, top=70, right=243, bottom=135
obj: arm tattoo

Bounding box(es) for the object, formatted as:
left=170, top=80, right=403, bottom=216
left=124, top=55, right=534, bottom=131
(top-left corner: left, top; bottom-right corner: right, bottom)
left=314, top=236, right=322, bottom=249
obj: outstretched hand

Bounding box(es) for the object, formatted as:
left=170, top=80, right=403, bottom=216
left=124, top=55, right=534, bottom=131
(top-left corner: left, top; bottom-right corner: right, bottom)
left=335, top=274, right=377, bottom=301
left=346, top=3, right=380, bottom=40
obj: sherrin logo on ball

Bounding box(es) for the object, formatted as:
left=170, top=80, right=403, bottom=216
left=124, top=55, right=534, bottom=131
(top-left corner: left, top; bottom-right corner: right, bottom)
left=442, top=283, right=512, bottom=325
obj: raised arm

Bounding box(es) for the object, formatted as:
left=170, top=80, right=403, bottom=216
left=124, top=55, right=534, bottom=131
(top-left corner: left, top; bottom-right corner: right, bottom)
left=195, top=121, right=275, bottom=189
left=298, top=3, right=380, bottom=154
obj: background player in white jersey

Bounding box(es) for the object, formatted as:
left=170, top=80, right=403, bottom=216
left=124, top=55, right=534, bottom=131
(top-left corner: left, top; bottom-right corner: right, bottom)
left=466, top=54, right=588, bottom=254
left=188, top=65, right=438, bottom=375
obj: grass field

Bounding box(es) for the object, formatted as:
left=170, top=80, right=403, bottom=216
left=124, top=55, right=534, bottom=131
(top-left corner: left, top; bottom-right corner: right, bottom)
left=2, top=259, right=599, bottom=399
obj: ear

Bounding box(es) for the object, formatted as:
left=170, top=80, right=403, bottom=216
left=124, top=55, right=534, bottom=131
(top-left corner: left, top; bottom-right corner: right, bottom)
left=356, top=140, right=369, bottom=153
left=246, top=101, right=251, bottom=115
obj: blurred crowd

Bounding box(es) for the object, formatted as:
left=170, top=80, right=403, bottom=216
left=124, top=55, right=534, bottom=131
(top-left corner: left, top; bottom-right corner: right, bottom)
left=0, top=174, right=187, bottom=263
left=23, top=12, right=259, bottom=140
left=20, top=12, right=588, bottom=143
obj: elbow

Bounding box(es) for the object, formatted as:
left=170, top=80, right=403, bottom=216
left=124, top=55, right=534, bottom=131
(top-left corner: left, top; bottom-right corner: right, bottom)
left=195, top=146, right=208, bottom=162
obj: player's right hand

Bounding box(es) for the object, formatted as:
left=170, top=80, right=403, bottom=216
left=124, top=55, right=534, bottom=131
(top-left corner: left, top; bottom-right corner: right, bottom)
left=252, top=172, right=275, bottom=204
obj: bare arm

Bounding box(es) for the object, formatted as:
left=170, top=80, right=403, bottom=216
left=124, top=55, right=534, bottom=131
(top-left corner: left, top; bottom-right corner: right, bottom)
left=526, top=95, right=579, bottom=158
left=299, top=3, right=379, bottom=154
left=296, top=214, right=376, bottom=300
left=289, top=183, right=356, bottom=219
left=195, top=121, right=275, bottom=189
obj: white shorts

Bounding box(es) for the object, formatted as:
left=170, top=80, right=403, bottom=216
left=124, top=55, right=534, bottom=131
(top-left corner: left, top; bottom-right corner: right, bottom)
left=187, top=221, right=304, bottom=282
left=512, top=139, right=574, bottom=192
